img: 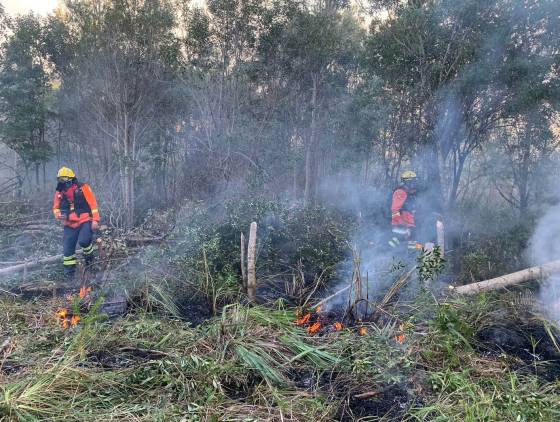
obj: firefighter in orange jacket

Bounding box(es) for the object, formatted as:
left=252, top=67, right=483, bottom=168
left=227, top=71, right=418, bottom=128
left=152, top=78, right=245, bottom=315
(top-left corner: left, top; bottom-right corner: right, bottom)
left=388, top=171, right=418, bottom=252
left=52, top=167, right=100, bottom=279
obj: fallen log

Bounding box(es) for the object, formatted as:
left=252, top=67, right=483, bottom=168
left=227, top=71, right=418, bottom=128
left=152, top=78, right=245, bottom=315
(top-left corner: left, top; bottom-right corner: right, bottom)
left=451, top=260, right=560, bottom=295
left=0, top=255, right=62, bottom=277
left=0, top=246, right=100, bottom=278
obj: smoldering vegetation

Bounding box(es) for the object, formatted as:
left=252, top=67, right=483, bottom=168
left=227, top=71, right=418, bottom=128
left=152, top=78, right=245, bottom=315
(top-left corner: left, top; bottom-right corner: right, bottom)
left=1, top=0, right=560, bottom=420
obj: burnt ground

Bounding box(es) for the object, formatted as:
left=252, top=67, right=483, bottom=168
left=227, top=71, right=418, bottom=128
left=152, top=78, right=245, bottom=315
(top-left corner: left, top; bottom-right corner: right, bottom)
left=0, top=359, right=24, bottom=376
left=290, top=368, right=413, bottom=421
left=476, top=310, right=560, bottom=382
left=338, top=383, right=411, bottom=421
left=86, top=347, right=168, bottom=369
left=175, top=294, right=213, bottom=326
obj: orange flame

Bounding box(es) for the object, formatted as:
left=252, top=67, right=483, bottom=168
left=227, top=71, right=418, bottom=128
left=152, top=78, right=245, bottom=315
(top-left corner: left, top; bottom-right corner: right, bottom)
left=79, top=285, right=92, bottom=299
left=296, top=313, right=311, bottom=326
left=55, top=307, right=82, bottom=329
left=308, top=322, right=321, bottom=334
left=56, top=308, right=68, bottom=319
left=358, top=327, right=367, bottom=336
left=70, top=315, right=81, bottom=327
left=333, top=322, right=343, bottom=331
left=395, top=323, right=405, bottom=343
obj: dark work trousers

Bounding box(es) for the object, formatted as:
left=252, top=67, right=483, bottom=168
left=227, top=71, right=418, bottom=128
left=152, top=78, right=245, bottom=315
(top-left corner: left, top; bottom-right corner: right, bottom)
left=388, top=226, right=419, bottom=262
left=62, top=221, right=94, bottom=276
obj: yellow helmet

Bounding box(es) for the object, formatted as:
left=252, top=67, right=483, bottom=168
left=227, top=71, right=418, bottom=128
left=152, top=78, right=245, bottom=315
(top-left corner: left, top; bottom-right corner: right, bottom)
left=401, top=170, right=417, bottom=181
left=57, top=166, right=76, bottom=179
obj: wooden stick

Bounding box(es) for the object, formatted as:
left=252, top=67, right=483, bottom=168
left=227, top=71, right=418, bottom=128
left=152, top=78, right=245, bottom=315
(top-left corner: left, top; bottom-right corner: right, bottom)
left=125, top=236, right=166, bottom=246
left=312, top=284, right=352, bottom=309
left=436, top=220, right=445, bottom=256
left=247, top=222, right=257, bottom=302
left=240, top=232, right=247, bottom=290
left=451, top=260, right=560, bottom=295
left=354, top=391, right=380, bottom=399
left=380, top=266, right=416, bottom=307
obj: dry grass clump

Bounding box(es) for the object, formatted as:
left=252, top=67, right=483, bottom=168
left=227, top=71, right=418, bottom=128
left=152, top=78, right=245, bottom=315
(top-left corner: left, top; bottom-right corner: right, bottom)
left=0, top=298, right=369, bottom=421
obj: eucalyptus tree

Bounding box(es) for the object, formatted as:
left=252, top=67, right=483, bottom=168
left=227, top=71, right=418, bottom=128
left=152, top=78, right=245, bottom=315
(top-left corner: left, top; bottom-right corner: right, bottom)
left=44, top=0, right=181, bottom=228
left=0, top=14, right=52, bottom=187
left=492, top=109, right=559, bottom=215
left=363, top=0, right=560, bottom=214
left=258, top=2, right=362, bottom=206
left=179, top=0, right=308, bottom=199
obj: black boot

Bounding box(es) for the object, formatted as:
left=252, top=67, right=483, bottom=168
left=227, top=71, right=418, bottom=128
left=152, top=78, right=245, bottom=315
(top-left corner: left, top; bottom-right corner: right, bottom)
left=63, top=265, right=76, bottom=282
left=84, top=254, right=94, bottom=267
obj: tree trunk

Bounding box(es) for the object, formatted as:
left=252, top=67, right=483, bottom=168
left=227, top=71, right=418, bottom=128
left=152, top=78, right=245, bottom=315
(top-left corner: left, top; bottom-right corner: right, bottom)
left=304, top=75, right=318, bottom=207
left=120, top=110, right=135, bottom=229
left=304, top=146, right=313, bottom=206
left=35, top=163, right=40, bottom=188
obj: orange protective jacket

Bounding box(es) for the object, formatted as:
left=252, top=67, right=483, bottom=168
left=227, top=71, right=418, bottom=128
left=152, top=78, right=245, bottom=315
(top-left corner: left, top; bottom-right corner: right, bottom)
left=391, top=188, right=415, bottom=228
left=52, top=183, right=100, bottom=228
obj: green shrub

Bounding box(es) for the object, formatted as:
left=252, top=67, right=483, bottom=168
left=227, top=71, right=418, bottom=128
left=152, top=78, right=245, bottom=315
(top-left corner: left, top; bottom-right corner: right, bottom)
left=169, top=198, right=353, bottom=306
left=457, top=220, right=533, bottom=282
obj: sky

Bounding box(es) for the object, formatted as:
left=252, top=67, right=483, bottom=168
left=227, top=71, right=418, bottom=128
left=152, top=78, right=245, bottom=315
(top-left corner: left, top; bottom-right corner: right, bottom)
left=3, top=0, right=60, bottom=16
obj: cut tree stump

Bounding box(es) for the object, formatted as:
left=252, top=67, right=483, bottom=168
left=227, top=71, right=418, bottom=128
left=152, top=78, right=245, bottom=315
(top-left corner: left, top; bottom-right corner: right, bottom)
left=240, top=232, right=247, bottom=290
left=451, top=260, right=560, bottom=295
left=247, top=222, right=257, bottom=302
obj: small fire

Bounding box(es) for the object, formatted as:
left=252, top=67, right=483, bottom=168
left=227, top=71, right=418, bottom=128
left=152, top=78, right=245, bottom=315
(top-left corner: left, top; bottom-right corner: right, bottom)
left=55, top=286, right=91, bottom=329
left=294, top=307, right=335, bottom=335
left=79, top=285, right=92, bottom=299
left=395, top=323, right=406, bottom=344
left=358, top=327, right=368, bottom=336
left=56, top=308, right=68, bottom=319
left=70, top=315, right=81, bottom=327
left=308, top=322, right=322, bottom=334
left=56, top=309, right=81, bottom=330
left=296, top=313, right=311, bottom=326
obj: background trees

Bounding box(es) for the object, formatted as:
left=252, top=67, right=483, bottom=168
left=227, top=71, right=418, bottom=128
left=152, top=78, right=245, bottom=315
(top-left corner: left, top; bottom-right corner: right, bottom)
left=0, top=14, right=51, bottom=190
left=0, top=0, right=558, bottom=236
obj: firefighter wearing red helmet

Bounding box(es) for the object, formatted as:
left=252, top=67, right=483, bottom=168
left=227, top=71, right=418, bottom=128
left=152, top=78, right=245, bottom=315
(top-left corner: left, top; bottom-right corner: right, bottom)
left=52, top=167, right=100, bottom=280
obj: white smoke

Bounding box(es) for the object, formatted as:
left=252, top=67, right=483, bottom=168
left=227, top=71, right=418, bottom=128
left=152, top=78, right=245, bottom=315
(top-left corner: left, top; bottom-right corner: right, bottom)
left=528, top=202, right=560, bottom=325
left=316, top=171, right=415, bottom=315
